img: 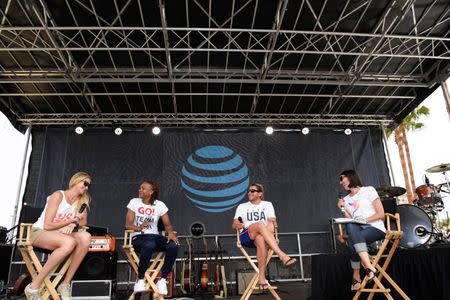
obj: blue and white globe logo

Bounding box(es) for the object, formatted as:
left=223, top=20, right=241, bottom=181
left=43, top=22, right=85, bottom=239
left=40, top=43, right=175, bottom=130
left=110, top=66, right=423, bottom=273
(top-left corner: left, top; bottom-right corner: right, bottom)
left=181, top=145, right=249, bottom=212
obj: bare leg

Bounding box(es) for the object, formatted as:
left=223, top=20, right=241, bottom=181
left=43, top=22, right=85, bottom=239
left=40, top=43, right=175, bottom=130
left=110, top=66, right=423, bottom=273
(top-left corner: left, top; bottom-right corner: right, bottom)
left=254, top=235, right=268, bottom=285
left=248, top=221, right=294, bottom=264
left=358, top=251, right=375, bottom=271
left=29, top=232, right=77, bottom=289
left=62, top=231, right=91, bottom=284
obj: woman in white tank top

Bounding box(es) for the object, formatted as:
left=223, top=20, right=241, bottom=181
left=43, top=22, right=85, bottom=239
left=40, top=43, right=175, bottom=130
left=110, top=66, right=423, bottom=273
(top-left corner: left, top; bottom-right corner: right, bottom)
left=24, top=172, right=92, bottom=300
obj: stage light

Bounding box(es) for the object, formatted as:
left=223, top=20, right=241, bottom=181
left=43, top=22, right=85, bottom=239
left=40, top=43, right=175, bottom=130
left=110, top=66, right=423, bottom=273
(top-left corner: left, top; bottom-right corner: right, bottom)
left=152, top=126, right=161, bottom=135
left=344, top=128, right=352, bottom=135
left=265, top=126, right=274, bottom=135
left=114, top=127, right=122, bottom=135
left=301, top=127, right=310, bottom=135
left=75, top=126, right=84, bottom=134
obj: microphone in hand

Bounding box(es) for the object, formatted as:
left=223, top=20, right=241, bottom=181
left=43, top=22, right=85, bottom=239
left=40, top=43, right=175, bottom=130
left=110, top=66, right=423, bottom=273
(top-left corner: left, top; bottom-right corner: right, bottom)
left=79, top=203, right=87, bottom=213
left=238, top=217, right=243, bottom=223
left=338, top=193, right=345, bottom=213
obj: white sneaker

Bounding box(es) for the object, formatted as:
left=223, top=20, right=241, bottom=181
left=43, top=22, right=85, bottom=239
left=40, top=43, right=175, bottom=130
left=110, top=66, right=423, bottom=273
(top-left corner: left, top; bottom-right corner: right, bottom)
left=156, top=278, right=168, bottom=295
left=134, top=279, right=148, bottom=293
left=24, top=284, right=42, bottom=300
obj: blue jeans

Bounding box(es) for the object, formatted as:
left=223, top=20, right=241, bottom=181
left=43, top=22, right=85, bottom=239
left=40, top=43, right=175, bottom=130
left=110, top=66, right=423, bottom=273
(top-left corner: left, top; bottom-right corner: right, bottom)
left=345, top=223, right=385, bottom=269
left=132, top=234, right=179, bottom=279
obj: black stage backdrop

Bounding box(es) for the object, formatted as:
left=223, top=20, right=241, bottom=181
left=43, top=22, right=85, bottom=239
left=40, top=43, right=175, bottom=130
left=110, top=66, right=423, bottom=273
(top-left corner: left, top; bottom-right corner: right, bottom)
left=23, top=128, right=389, bottom=236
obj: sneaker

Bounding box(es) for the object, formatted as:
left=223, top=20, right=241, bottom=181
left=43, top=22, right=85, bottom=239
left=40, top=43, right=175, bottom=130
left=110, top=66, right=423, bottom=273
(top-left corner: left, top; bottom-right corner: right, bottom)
left=134, top=279, right=149, bottom=293
left=57, top=283, right=72, bottom=300
left=24, top=284, right=42, bottom=300
left=156, top=278, right=168, bottom=295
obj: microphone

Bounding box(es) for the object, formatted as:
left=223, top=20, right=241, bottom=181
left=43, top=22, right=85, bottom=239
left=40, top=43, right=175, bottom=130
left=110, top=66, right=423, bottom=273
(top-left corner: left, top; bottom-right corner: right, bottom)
left=238, top=217, right=243, bottom=223
left=78, top=203, right=87, bottom=214
left=338, top=193, right=345, bottom=213
left=425, top=175, right=430, bottom=186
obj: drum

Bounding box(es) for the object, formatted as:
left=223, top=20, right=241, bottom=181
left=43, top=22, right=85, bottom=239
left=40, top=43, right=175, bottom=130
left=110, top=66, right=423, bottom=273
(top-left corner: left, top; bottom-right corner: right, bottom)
left=415, top=184, right=442, bottom=206
left=397, top=204, right=432, bottom=248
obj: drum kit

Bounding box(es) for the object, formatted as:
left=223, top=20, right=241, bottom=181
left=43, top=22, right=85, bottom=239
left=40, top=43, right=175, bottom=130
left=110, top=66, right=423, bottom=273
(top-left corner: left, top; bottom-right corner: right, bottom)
left=376, top=163, right=450, bottom=249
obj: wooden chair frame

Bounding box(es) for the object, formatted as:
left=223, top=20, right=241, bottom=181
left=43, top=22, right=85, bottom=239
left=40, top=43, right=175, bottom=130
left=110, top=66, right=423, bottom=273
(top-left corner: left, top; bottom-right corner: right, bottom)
left=236, top=229, right=281, bottom=300
left=338, top=213, right=410, bottom=300
left=17, top=223, right=73, bottom=300
left=123, top=230, right=165, bottom=300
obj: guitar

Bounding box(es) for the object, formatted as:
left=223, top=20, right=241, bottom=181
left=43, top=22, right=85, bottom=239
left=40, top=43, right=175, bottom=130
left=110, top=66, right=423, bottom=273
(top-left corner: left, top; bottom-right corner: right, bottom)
left=218, top=239, right=227, bottom=298
left=182, top=237, right=193, bottom=293
left=214, top=238, right=220, bottom=293
left=200, top=237, right=209, bottom=291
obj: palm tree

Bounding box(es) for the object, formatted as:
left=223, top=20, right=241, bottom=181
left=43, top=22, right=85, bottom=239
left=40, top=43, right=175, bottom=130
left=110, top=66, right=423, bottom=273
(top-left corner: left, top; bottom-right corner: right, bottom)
left=386, top=106, right=430, bottom=203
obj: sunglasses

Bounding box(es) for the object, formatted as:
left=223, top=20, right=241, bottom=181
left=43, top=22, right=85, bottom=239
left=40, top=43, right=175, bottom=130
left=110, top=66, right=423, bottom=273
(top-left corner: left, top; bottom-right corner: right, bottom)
left=248, top=189, right=260, bottom=193
left=83, top=180, right=91, bottom=187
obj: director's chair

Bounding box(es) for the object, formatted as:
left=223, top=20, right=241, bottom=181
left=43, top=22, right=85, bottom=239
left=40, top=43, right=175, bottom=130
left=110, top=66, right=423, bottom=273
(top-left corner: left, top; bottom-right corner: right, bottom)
left=123, top=226, right=167, bottom=300
left=338, top=213, right=410, bottom=300
left=16, top=204, right=83, bottom=300
left=236, top=229, right=281, bottom=300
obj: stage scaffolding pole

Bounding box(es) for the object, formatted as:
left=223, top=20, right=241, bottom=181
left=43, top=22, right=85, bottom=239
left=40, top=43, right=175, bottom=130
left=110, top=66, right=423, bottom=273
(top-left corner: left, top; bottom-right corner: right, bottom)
left=11, top=126, right=31, bottom=228
left=382, top=124, right=396, bottom=186
left=441, top=80, right=450, bottom=123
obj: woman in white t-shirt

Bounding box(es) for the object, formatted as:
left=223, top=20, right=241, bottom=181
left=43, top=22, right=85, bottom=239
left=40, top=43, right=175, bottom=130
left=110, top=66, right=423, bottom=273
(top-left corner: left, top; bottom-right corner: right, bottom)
left=232, top=183, right=297, bottom=290
left=125, top=180, right=179, bottom=295
left=337, top=170, right=386, bottom=292
left=24, top=172, right=92, bottom=300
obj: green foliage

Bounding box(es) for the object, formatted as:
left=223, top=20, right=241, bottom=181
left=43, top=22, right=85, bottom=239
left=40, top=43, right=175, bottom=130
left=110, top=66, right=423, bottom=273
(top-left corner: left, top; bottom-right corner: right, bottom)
left=385, top=106, right=430, bottom=138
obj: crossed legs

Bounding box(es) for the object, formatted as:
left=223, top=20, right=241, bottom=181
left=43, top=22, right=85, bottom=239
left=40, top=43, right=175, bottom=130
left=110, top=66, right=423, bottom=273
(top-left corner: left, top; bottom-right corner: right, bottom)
left=345, top=223, right=385, bottom=289
left=248, top=221, right=296, bottom=286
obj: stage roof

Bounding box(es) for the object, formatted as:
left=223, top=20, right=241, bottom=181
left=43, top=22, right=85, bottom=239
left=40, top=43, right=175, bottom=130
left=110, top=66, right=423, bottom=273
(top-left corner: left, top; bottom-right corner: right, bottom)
left=1, top=0, right=450, bottom=129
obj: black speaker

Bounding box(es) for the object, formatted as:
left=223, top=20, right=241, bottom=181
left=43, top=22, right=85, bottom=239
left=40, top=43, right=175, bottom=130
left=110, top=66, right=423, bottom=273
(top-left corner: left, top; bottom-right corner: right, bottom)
left=0, top=245, right=13, bottom=292
left=74, top=251, right=118, bottom=280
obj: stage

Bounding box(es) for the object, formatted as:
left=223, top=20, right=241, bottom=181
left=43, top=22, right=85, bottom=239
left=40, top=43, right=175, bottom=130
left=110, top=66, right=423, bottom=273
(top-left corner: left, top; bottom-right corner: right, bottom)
left=312, top=245, right=450, bottom=300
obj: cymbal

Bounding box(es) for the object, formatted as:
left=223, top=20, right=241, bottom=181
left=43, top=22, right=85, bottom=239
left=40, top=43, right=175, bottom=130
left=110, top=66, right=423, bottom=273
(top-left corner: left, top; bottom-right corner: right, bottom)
left=376, top=185, right=406, bottom=197
left=426, top=163, right=450, bottom=173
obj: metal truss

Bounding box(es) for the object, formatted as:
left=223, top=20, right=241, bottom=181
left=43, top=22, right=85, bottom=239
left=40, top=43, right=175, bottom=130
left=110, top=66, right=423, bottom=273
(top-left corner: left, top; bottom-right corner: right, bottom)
left=17, top=113, right=392, bottom=127
left=0, top=0, right=449, bottom=128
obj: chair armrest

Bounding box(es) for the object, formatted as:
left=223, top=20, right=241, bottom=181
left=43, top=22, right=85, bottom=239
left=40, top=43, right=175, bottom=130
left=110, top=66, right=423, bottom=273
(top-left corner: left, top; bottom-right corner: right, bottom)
left=337, top=223, right=348, bottom=244
left=236, top=229, right=242, bottom=247
left=18, top=223, right=33, bottom=244
left=123, top=230, right=134, bottom=248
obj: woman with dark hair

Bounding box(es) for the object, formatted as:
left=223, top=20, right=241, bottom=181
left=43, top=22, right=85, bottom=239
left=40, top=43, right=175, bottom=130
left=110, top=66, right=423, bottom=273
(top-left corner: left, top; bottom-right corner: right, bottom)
left=337, top=170, right=385, bottom=292
left=125, top=180, right=179, bottom=295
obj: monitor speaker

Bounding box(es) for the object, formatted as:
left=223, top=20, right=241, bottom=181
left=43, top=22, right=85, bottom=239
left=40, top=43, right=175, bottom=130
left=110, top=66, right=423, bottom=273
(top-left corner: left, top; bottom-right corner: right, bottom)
left=236, top=269, right=261, bottom=295
left=74, top=251, right=117, bottom=280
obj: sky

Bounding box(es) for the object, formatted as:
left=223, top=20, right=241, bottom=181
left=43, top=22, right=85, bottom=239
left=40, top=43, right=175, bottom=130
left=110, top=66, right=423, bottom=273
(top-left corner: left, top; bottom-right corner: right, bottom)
left=0, top=85, right=449, bottom=228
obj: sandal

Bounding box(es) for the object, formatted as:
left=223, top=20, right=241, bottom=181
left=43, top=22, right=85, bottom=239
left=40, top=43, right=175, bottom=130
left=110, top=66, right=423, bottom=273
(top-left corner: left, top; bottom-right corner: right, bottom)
left=282, top=257, right=297, bottom=267
left=366, top=268, right=379, bottom=283
left=258, top=282, right=269, bottom=290
left=351, top=279, right=361, bottom=292
left=258, top=280, right=269, bottom=291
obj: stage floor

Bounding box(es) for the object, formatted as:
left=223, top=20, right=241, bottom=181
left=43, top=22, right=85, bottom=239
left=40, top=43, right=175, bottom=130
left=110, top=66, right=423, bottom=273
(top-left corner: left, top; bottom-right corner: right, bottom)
left=5, top=281, right=312, bottom=300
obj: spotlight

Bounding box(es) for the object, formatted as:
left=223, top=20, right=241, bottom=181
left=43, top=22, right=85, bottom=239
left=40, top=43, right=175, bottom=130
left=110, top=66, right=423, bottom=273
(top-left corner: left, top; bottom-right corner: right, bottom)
left=75, top=126, right=84, bottom=134
left=301, top=127, right=310, bottom=135
left=152, top=126, right=161, bottom=135
left=344, top=128, right=352, bottom=135
left=114, top=127, right=123, bottom=135
left=265, top=126, right=274, bottom=135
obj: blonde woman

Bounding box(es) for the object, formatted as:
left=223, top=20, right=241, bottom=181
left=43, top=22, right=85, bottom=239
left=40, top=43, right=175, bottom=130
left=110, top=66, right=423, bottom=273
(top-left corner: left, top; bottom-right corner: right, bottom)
left=24, top=172, right=92, bottom=300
